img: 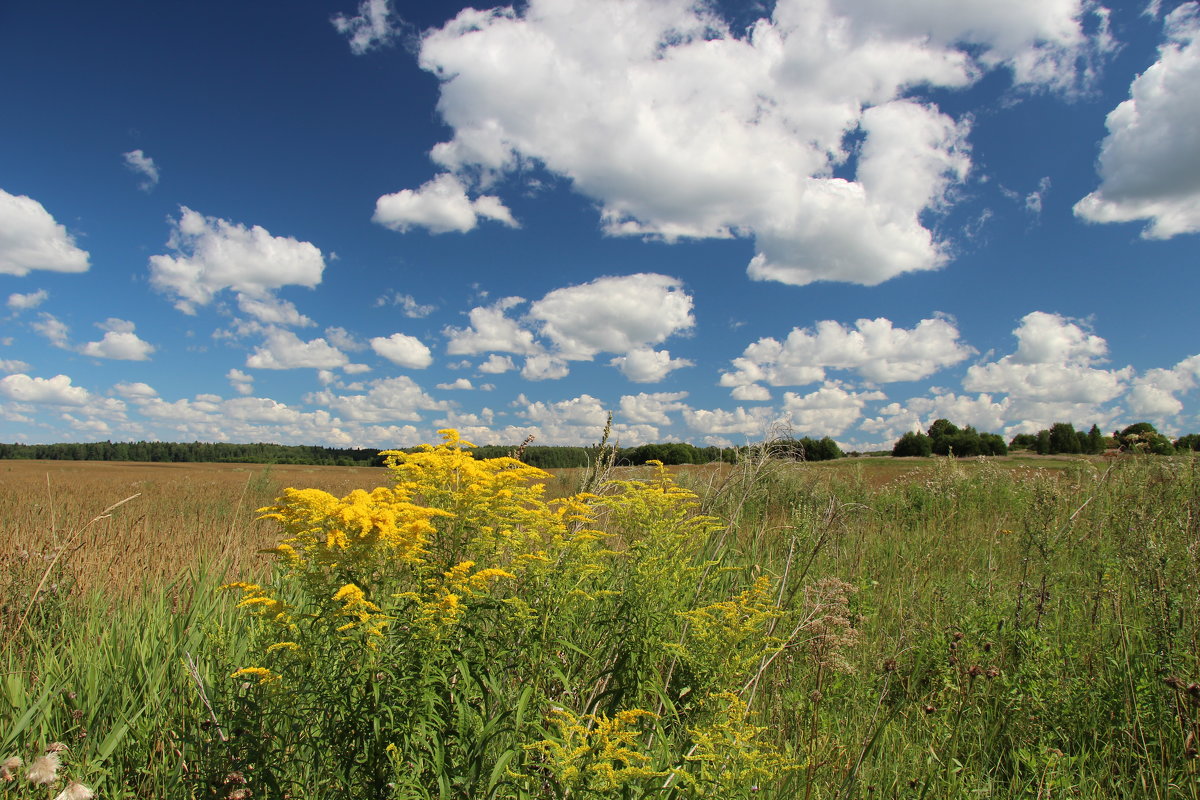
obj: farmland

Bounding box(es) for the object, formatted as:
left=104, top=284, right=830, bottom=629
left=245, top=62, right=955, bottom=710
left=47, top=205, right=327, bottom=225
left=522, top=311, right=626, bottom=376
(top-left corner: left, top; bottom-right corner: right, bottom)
left=2, top=447, right=1199, bottom=798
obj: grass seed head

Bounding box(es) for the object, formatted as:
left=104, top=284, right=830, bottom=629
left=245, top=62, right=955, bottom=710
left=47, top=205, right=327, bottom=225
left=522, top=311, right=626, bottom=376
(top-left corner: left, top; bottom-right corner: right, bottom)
left=1, top=756, right=21, bottom=781
left=54, top=781, right=95, bottom=800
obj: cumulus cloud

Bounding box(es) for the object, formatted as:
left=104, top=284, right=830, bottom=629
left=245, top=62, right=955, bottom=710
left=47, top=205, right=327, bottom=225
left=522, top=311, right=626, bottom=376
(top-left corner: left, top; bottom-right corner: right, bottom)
left=306, top=376, right=448, bottom=423
left=237, top=295, right=314, bottom=327
left=374, top=173, right=518, bottom=234
left=1127, top=354, right=1200, bottom=421
left=114, top=381, right=159, bottom=399
left=520, top=354, right=569, bottom=381
left=31, top=312, right=70, bottom=348
left=7, top=289, right=48, bottom=311
left=332, top=0, right=399, bottom=55
left=149, top=207, right=325, bottom=314
left=445, top=297, right=540, bottom=356
left=0, top=188, right=89, bottom=276
left=410, top=0, right=1107, bottom=285
left=721, top=316, right=971, bottom=396
left=610, top=348, right=693, bottom=383
left=528, top=273, right=694, bottom=360
left=964, top=311, right=1130, bottom=406
left=80, top=318, right=155, bottom=361
left=370, top=332, right=434, bottom=368
left=246, top=329, right=349, bottom=370
left=375, top=290, right=436, bottom=318
left=477, top=354, right=515, bottom=373
left=619, top=391, right=689, bottom=426
left=227, top=368, right=254, bottom=396
left=781, top=382, right=886, bottom=436
left=1075, top=5, right=1200, bottom=238
left=436, top=377, right=474, bottom=390
left=0, top=373, right=90, bottom=405
left=0, top=359, right=31, bottom=373
left=122, top=149, right=159, bottom=191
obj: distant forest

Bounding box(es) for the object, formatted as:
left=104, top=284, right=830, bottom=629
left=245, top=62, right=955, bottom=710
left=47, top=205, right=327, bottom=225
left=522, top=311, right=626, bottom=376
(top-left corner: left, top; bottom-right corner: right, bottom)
left=0, top=435, right=848, bottom=469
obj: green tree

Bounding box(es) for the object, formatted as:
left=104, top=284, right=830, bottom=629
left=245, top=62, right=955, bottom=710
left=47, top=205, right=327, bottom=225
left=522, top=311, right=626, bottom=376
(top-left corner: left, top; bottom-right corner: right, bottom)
left=892, top=431, right=933, bottom=457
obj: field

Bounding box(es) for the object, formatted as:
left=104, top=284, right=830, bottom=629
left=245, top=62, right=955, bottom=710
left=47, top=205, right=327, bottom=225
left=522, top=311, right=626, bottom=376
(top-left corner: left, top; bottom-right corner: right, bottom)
left=2, top=448, right=1199, bottom=799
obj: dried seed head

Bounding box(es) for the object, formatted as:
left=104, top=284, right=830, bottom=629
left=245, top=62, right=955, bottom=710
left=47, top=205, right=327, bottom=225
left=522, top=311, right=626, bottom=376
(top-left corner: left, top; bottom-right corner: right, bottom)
left=46, top=742, right=68, bottom=754
left=952, top=631, right=964, bottom=641
left=982, top=641, right=992, bottom=652
left=923, top=705, right=936, bottom=714
left=967, top=665, right=983, bottom=678
left=985, top=667, right=1000, bottom=679
left=26, top=752, right=60, bottom=785
left=53, top=781, right=95, bottom=800
left=1188, top=683, right=1200, bottom=699
left=1165, top=676, right=1185, bottom=690
left=225, top=772, right=247, bottom=785
left=882, top=658, right=898, bottom=673
left=228, top=788, right=253, bottom=800
left=1, top=756, right=21, bottom=781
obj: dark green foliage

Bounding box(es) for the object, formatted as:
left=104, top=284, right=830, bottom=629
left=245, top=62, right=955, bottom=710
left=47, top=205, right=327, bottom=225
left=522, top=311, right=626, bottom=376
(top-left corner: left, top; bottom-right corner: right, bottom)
left=0, top=440, right=386, bottom=465
left=1115, top=423, right=1175, bottom=455
left=774, top=436, right=843, bottom=461
left=927, top=418, right=959, bottom=440
left=892, top=431, right=933, bottom=457
left=1009, top=433, right=1038, bottom=451
left=1048, top=422, right=1082, bottom=454
left=1175, top=433, right=1200, bottom=451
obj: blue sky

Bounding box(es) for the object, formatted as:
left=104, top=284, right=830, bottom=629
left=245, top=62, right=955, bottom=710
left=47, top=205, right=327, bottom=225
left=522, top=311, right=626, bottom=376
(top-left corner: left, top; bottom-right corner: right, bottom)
left=1, top=0, right=1198, bottom=449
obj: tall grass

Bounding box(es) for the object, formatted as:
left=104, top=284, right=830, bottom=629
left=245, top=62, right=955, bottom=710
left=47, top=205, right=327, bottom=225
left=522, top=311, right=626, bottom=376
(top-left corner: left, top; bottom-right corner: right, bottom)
left=1, top=450, right=1198, bottom=798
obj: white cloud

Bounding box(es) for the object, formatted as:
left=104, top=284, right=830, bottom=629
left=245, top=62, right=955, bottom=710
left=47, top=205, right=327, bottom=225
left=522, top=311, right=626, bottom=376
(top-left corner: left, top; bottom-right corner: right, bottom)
left=80, top=318, right=155, bottom=361
left=306, top=376, right=448, bottom=422
left=1127, top=354, right=1200, bottom=421
left=721, top=316, right=971, bottom=396
left=528, top=273, right=694, bottom=359
left=1075, top=5, right=1200, bottom=238
left=0, top=359, right=31, bottom=373
left=32, top=312, right=69, bottom=348
left=445, top=297, right=540, bottom=355
left=332, top=0, right=399, bottom=55
left=370, top=332, right=434, bottom=368
left=0, top=188, right=89, bottom=276
left=324, top=326, right=366, bottom=352
left=619, top=391, right=689, bottom=426
left=436, top=377, right=474, bottom=390
left=413, top=0, right=1105, bottom=286
left=122, top=149, right=159, bottom=191
left=780, top=382, right=886, bottom=436
left=227, top=368, right=254, bottom=396
left=610, top=347, right=693, bottom=383
left=684, top=405, right=780, bottom=438
left=520, top=354, right=569, bottom=381
left=7, top=289, right=48, bottom=310
left=0, top=373, right=90, bottom=405
left=149, top=207, right=325, bottom=314
left=477, top=354, right=515, bottom=373
left=237, top=295, right=314, bottom=327
left=374, top=173, right=518, bottom=234
left=246, top=329, right=349, bottom=370
left=375, top=291, right=437, bottom=318
left=964, top=311, right=1130, bottom=406
left=114, top=381, right=158, bottom=399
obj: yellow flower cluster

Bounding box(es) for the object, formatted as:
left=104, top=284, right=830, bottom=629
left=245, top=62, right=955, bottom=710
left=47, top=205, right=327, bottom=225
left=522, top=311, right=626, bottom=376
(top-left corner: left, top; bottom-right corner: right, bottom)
left=681, top=692, right=800, bottom=793
left=530, top=708, right=667, bottom=791
left=672, top=576, right=782, bottom=686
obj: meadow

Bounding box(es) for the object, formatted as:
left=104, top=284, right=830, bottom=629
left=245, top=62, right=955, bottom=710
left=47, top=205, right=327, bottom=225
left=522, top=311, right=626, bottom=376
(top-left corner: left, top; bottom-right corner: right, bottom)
left=1, top=443, right=1198, bottom=799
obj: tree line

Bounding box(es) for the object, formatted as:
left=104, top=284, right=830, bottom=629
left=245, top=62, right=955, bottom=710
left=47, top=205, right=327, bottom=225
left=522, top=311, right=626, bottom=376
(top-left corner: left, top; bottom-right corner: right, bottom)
left=894, top=419, right=1200, bottom=458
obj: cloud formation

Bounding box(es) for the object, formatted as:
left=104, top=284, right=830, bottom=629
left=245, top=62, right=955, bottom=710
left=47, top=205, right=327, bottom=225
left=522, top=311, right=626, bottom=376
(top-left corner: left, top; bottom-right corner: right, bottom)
left=246, top=329, right=349, bottom=370
left=0, top=189, right=89, bottom=276
left=149, top=207, right=325, bottom=314
left=721, top=316, right=971, bottom=396
left=80, top=318, right=155, bottom=361
left=410, top=0, right=1107, bottom=285
left=374, top=173, right=518, bottom=234
left=122, top=149, right=159, bottom=191
left=370, top=333, right=434, bottom=368
left=1075, top=5, right=1200, bottom=237
left=332, top=0, right=399, bottom=55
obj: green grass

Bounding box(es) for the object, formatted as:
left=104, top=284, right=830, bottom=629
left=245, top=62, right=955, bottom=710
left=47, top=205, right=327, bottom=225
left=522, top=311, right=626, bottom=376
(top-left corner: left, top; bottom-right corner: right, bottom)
left=3, top=452, right=1199, bottom=798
